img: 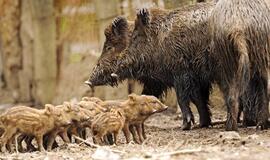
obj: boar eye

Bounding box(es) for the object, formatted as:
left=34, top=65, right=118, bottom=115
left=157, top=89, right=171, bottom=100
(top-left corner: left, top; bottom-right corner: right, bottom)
left=106, top=46, right=113, bottom=51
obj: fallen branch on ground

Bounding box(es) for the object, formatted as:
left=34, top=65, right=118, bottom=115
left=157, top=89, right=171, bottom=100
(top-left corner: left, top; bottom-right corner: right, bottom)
left=72, top=135, right=127, bottom=154
left=193, top=120, right=243, bottom=129
left=153, top=148, right=203, bottom=157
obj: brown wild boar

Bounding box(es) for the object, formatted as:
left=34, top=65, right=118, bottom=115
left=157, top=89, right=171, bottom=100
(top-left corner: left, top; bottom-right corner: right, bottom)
left=65, top=100, right=106, bottom=143
left=110, top=3, right=215, bottom=130
left=83, top=95, right=168, bottom=144
left=0, top=105, right=71, bottom=152
left=91, top=108, right=125, bottom=145
left=13, top=102, right=92, bottom=152
left=123, top=94, right=168, bottom=143
left=45, top=102, right=92, bottom=151
left=210, top=0, right=270, bottom=130
left=81, top=97, right=136, bottom=143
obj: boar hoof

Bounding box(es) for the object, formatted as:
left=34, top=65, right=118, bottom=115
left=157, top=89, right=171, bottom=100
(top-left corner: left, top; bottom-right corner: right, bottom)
left=181, top=122, right=192, bottom=130
left=199, top=120, right=211, bottom=128
left=225, top=118, right=238, bottom=131
left=181, top=115, right=194, bottom=130
left=256, top=121, right=268, bottom=130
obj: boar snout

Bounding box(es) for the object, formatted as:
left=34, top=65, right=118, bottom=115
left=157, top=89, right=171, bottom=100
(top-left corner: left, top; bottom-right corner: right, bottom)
left=84, top=80, right=93, bottom=87
left=111, top=73, right=118, bottom=78
left=63, top=120, right=72, bottom=126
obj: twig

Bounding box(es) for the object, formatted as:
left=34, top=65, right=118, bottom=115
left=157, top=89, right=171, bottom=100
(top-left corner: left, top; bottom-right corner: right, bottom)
left=72, top=135, right=127, bottom=154
left=15, top=134, right=19, bottom=154
left=73, top=135, right=99, bottom=148
left=194, top=120, right=244, bottom=129
left=154, top=148, right=202, bottom=157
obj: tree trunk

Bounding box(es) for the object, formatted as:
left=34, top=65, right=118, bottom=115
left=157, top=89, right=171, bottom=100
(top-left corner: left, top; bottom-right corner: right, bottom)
left=30, top=0, right=57, bottom=105
left=20, top=0, right=34, bottom=103
left=0, top=0, right=22, bottom=102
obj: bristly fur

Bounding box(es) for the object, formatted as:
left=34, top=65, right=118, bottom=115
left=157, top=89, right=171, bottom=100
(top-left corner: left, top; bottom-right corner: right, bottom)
left=210, top=0, right=270, bottom=130
left=88, top=16, right=171, bottom=98
left=114, top=2, right=216, bottom=130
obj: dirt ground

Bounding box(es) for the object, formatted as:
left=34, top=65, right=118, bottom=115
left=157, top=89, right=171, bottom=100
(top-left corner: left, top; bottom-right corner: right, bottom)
left=1, top=105, right=270, bottom=160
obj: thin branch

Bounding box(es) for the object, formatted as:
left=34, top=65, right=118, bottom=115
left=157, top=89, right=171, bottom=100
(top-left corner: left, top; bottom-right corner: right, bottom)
left=72, top=135, right=127, bottom=154
left=153, top=148, right=203, bottom=157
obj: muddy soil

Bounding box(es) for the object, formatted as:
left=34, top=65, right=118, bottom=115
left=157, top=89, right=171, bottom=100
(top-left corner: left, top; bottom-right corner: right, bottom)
left=1, top=106, right=270, bottom=160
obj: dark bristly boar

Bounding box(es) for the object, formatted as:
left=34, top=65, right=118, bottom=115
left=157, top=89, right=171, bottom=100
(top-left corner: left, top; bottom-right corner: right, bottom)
left=111, top=3, right=216, bottom=130
left=85, top=17, right=133, bottom=87
left=85, top=16, right=171, bottom=99
left=210, top=0, right=270, bottom=130
left=0, top=105, right=71, bottom=152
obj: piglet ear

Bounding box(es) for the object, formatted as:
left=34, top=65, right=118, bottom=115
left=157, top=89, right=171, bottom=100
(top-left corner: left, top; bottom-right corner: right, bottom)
left=136, top=8, right=151, bottom=27
left=82, top=97, right=90, bottom=101
left=128, top=93, right=137, bottom=102
left=45, top=104, right=55, bottom=115
left=112, top=16, right=128, bottom=36
left=63, top=102, right=72, bottom=112
left=117, top=110, right=124, bottom=118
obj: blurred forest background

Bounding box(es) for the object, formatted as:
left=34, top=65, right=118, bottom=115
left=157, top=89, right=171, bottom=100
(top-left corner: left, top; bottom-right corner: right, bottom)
left=0, top=0, right=213, bottom=108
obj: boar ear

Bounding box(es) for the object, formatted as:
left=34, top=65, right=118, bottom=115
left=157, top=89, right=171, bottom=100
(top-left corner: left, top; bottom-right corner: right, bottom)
left=117, top=110, right=124, bottom=118
left=63, top=102, right=72, bottom=112
left=136, top=8, right=151, bottom=27
left=45, top=104, right=55, bottom=115
left=128, top=94, right=137, bottom=102
left=112, top=16, right=128, bottom=36
left=82, top=97, right=90, bottom=101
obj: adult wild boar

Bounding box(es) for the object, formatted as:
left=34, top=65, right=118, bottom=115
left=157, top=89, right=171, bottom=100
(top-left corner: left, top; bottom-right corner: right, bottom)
left=210, top=0, right=270, bottom=130
left=111, top=3, right=216, bottom=130
left=85, top=16, right=171, bottom=98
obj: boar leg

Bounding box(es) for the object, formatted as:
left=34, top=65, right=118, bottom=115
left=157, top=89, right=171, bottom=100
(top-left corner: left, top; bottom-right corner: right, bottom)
left=59, top=130, right=71, bottom=143
left=255, top=73, right=269, bottom=130
left=93, top=135, right=103, bottom=145
left=70, top=127, right=80, bottom=144
left=46, top=131, right=58, bottom=151
left=129, top=125, right=140, bottom=144
left=174, top=81, right=194, bottom=130
left=78, top=128, right=86, bottom=140
left=174, top=76, right=196, bottom=130
left=239, top=73, right=269, bottom=129
left=219, top=82, right=239, bottom=131
left=7, top=134, right=16, bottom=152
left=0, top=127, right=17, bottom=153
left=190, top=86, right=212, bottom=128
left=122, top=123, right=131, bottom=143
left=135, top=124, right=143, bottom=144
left=17, top=134, right=26, bottom=152
left=25, top=135, right=36, bottom=152
left=105, top=133, right=114, bottom=145
left=35, top=134, right=45, bottom=152
left=113, top=131, right=120, bottom=145
left=141, top=123, right=147, bottom=140
left=17, top=134, right=36, bottom=152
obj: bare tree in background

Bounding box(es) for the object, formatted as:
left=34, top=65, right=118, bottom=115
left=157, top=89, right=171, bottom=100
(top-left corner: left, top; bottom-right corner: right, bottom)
left=0, top=0, right=57, bottom=105
left=30, top=0, right=57, bottom=105
left=0, top=0, right=22, bottom=103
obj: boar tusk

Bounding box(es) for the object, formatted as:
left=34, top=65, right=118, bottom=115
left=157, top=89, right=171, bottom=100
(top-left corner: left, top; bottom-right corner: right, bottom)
left=111, top=73, right=119, bottom=78
left=84, top=81, right=92, bottom=86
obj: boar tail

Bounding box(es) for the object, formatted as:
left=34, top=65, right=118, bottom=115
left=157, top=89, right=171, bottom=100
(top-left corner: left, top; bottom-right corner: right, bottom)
left=233, top=32, right=250, bottom=94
